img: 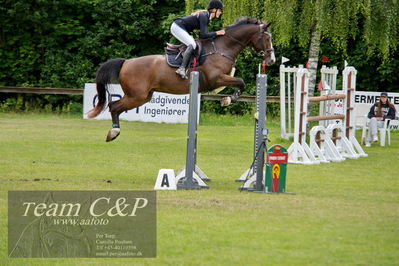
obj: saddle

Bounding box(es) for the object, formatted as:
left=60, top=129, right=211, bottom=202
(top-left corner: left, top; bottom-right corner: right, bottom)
left=164, top=41, right=206, bottom=68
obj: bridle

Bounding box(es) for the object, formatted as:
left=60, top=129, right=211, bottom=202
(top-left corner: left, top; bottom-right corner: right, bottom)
left=225, top=24, right=274, bottom=58
left=202, top=24, right=274, bottom=62
left=255, top=27, right=274, bottom=57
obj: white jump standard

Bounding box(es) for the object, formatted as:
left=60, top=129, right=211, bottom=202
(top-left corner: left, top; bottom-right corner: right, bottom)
left=282, top=65, right=367, bottom=164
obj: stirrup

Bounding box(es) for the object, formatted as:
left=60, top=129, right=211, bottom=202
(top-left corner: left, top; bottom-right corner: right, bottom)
left=176, top=67, right=188, bottom=79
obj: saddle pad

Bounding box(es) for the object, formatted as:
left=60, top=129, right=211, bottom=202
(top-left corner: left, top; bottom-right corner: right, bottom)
left=165, top=52, right=183, bottom=68
left=165, top=47, right=207, bottom=68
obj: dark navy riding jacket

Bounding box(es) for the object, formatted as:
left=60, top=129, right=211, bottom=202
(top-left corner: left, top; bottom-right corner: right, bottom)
left=174, top=11, right=217, bottom=39
left=367, top=102, right=396, bottom=120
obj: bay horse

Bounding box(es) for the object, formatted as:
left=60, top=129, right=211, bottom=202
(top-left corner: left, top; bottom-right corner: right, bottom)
left=87, top=17, right=275, bottom=141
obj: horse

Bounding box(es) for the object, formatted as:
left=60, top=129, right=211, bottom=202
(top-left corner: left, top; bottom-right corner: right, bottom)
left=87, top=17, right=276, bottom=142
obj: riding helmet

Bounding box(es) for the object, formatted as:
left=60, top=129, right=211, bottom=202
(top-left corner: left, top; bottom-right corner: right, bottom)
left=208, top=0, right=223, bottom=10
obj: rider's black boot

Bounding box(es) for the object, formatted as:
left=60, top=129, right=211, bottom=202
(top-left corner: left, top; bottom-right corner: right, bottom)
left=176, top=45, right=194, bottom=79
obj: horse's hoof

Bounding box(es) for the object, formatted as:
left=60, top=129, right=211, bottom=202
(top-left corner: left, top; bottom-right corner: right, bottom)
left=106, top=128, right=120, bottom=142
left=220, top=97, right=232, bottom=107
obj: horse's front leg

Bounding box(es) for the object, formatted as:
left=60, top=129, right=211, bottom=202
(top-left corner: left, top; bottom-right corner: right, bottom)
left=215, top=74, right=246, bottom=107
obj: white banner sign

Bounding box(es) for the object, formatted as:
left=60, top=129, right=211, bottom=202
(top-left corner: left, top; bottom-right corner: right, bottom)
left=83, top=83, right=199, bottom=124
left=354, top=91, right=399, bottom=107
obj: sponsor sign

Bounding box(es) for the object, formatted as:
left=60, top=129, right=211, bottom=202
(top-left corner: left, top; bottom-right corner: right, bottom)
left=354, top=91, right=399, bottom=106
left=83, top=83, right=200, bottom=124
left=265, top=145, right=288, bottom=193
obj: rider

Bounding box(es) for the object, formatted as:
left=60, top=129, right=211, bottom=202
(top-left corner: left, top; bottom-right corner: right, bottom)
left=170, top=0, right=225, bottom=79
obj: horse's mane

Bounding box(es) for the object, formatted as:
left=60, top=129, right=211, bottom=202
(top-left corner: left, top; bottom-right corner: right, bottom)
left=225, top=17, right=261, bottom=30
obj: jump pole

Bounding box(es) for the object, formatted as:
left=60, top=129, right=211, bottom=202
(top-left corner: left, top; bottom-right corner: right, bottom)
left=175, top=71, right=209, bottom=189
left=238, top=73, right=268, bottom=191
left=342, top=66, right=367, bottom=157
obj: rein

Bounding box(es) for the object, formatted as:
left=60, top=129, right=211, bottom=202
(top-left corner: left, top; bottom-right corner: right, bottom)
left=224, top=33, right=247, bottom=47
left=200, top=40, right=236, bottom=63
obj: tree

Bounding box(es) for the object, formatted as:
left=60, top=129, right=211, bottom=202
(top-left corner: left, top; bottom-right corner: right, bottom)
left=0, top=0, right=184, bottom=112
left=192, top=0, right=399, bottom=96
left=0, top=0, right=184, bottom=88
left=261, top=0, right=399, bottom=96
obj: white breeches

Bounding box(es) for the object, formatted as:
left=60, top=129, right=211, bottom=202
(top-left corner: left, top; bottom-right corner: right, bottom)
left=170, top=22, right=197, bottom=49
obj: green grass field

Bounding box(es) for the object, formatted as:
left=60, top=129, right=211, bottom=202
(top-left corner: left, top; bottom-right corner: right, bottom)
left=1, top=112, right=398, bottom=265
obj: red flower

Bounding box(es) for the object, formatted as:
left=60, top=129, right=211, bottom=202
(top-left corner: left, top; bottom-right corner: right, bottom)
left=321, top=56, right=329, bottom=63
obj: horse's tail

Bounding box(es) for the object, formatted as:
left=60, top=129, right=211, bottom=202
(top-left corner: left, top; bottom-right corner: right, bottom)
left=87, top=58, right=126, bottom=118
